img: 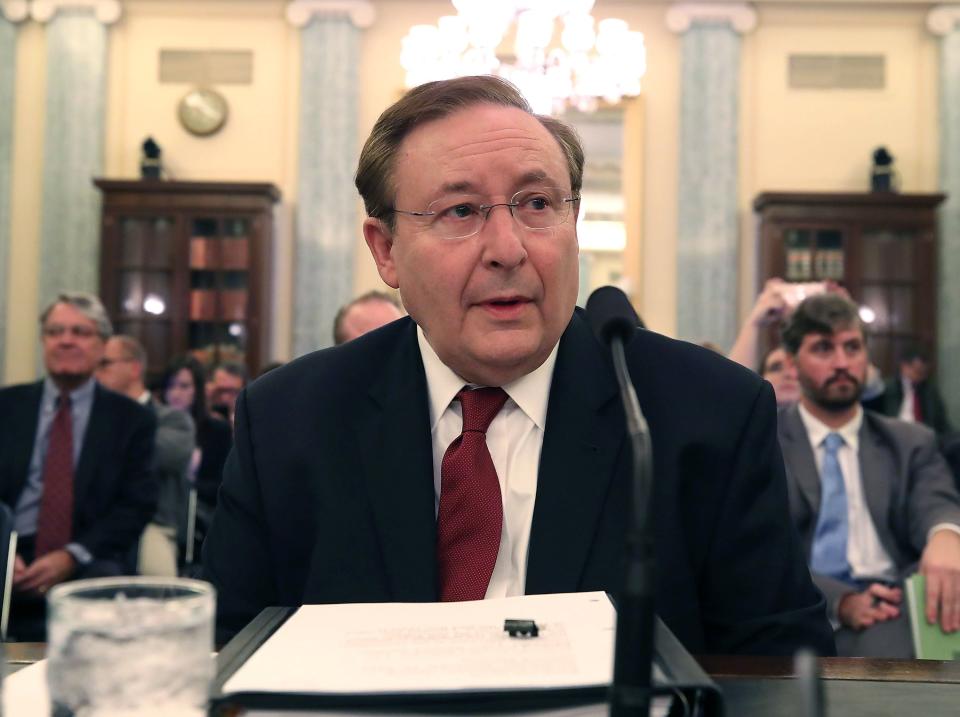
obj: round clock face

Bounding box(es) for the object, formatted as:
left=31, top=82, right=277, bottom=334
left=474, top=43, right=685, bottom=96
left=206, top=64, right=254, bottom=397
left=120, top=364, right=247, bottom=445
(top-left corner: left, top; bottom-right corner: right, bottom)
left=178, top=87, right=228, bottom=137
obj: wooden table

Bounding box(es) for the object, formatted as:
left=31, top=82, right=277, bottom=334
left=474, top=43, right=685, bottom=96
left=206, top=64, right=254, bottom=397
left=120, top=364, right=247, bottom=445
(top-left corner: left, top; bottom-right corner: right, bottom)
left=8, top=646, right=960, bottom=715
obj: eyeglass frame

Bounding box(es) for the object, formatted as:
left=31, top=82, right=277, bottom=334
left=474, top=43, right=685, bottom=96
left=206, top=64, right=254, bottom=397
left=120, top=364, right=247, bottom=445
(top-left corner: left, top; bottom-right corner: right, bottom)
left=42, top=324, right=101, bottom=340
left=97, top=357, right=137, bottom=369
left=387, top=186, right=581, bottom=240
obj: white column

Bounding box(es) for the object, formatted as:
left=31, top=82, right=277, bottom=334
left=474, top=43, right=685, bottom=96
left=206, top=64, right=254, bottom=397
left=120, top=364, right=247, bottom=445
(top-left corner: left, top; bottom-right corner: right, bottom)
left=287, top=0, right=375, bottom=356
left=928, top=6, right=960, bottom=422
left=34, top=0, right=120, bottom=311
left=668, top=3, right=756, bottom=349
left=0, top=2, right=28, bottom=378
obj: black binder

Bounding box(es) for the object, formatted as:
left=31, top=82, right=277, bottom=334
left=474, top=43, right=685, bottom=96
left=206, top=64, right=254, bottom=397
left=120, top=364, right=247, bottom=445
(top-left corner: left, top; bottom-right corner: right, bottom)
left=210, top=605, right=723, bottom=715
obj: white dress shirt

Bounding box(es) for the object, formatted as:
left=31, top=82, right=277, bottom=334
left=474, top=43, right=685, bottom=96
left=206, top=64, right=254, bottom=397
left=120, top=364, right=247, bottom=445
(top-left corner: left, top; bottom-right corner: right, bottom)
left=798, top=403, right=898, bottom=581
left=897, top=378, right=917, bottom=423
left=417, top=327, right=558, bottom=599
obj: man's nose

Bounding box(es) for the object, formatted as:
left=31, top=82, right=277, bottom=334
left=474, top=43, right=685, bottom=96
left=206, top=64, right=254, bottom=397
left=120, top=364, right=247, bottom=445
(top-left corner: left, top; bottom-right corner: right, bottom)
left=480, top=205, right=527, bottom=270
left=831, top=347, right=850, bottom=369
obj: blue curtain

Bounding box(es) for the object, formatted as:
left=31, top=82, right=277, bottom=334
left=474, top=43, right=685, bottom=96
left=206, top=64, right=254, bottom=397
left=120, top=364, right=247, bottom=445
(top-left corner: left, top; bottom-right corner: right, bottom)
left=676, top=21, right=741, bottom=349
left=292, top=15, right=360, bottom=356
left=37, top=11, right=107, bottom=308
left=0, top=16, right=16, bottom=378
left=939, top=27, right=960, bottom=422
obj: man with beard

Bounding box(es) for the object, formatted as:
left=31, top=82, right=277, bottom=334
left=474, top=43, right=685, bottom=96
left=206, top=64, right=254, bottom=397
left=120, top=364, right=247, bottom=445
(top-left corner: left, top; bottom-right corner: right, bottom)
left=778, top=293, right=960, bottom=656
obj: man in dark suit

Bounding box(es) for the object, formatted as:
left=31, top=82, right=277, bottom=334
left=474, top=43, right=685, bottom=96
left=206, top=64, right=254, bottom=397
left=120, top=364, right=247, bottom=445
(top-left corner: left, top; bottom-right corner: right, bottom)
left=778, top=294, right=960, bottom=656
left=864, top=345, right=952, bottom=436
left=203, top=76, right=833, bottom=656
left=96, top=334, right=194, bottom=576
left=0, top=293, right=158, bottom=640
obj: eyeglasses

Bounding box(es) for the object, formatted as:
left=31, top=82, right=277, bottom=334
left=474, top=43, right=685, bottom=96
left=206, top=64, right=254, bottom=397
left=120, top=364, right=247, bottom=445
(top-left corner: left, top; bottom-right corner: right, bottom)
left=42, top=325, right=99, bottom=339
left=97, top=357, right=134, bottom=369
left=390, top=187, right=580, bottom=240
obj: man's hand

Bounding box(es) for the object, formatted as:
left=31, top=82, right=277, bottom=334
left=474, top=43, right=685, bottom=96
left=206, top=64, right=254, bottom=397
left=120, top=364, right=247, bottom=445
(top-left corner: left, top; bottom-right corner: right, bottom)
left=838, top=583, right=902, bottom=630
left=920, top=529, right=960, bottom=632
left=12, top=554, right=27, bottom=586
left=13, top=550, right=77, bottom=595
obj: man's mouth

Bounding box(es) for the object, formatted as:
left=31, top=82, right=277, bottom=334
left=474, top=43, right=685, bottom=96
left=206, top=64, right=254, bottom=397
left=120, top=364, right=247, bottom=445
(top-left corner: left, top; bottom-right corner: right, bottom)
left=478, top=296, right=531, bottom=317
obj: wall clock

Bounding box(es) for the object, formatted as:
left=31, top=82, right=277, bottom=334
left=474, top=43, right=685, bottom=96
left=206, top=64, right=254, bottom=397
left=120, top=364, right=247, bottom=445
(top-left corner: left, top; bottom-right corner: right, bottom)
left=178, top=87, right=229, bottom=137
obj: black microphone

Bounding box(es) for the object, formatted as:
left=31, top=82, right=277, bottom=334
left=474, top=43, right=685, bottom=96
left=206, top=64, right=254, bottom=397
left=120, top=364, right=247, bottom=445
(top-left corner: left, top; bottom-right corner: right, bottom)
left=587, top=285, right=641, bottom=345
left=586, top=287, right=655, bottom=717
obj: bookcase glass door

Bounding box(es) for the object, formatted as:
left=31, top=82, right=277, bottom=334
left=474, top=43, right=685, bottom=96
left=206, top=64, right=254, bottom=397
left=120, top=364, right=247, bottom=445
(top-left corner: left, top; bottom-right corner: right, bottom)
left=113, top=216, right=175, bottom=371
left=859, top=229, right=922, bottom=374
left=783, top=228, right=845, bottom=281
left=188, top=216, right=250, bottom=369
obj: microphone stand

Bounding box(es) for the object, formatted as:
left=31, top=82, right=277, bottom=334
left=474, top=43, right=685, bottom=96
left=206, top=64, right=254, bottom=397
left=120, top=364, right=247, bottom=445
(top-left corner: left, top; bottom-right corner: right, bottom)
left=608, top=335, right=656, bottom=717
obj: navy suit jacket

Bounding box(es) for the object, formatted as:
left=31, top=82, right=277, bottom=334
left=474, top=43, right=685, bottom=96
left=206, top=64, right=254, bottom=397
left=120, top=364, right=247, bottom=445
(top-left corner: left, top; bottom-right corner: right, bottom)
left=0, top=381, right=159, bottom=562
left=203, top=311, right=834, bottom=655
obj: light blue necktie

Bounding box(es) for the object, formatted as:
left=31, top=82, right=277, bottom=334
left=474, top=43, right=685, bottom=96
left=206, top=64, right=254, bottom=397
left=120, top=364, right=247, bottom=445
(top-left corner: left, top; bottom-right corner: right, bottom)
left=810, top=432, right=852, bottom=582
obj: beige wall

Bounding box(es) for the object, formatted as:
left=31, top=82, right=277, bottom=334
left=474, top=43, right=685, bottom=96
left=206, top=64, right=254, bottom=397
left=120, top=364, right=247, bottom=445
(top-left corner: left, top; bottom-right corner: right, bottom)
left=1, top=0, right=946, bottom=381
left=738, top=3, right=940, bottom=320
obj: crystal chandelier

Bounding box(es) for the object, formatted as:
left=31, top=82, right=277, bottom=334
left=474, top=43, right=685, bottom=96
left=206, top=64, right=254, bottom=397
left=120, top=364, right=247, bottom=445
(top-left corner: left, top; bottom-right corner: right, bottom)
left=400, top=0, right=647, bottom=115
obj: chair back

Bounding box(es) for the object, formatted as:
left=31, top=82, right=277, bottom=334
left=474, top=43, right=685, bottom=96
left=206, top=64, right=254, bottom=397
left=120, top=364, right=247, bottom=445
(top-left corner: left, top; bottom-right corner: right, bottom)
left=0, top=502, right=18, bottom=640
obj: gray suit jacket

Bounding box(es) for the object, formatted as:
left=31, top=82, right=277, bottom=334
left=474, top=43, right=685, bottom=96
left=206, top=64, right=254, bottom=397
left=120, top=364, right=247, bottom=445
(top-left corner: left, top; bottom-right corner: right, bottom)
left=778, top=404, right=960, bottom=613
left=149, top=399, right=195, bottom=533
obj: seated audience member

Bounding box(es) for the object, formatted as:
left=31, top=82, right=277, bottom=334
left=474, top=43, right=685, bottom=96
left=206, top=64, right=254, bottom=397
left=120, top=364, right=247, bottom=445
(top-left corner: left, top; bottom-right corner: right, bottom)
left=333, top=290, right=404, bottom=345
left=160, top=357, right=232, bottom=556
left=777, top=294, right=960, bottom=657
left=0, top=293, right=158, bottom=640
left=204, top=75, right=833, bottom=655
left=863, top=345, right=953, bottom=436
left=759, top=345, right=801, bottom=407
left=96, top=335, right=194, bottom=576
left=206, top=362, right=246, bottom=425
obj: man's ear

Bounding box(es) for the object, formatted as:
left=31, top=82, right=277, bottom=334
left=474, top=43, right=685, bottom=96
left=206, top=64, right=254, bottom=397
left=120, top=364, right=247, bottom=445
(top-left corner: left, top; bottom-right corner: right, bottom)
left=363, top=217, right=399, bottom=289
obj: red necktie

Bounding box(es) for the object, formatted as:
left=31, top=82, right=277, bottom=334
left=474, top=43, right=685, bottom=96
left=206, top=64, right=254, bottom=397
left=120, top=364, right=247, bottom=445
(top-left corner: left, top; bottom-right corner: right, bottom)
left=36, top=394, right=75, bottom=557
left=437, top=387, right=509, bottom=601
left=912, top=384, right=923, bottom=423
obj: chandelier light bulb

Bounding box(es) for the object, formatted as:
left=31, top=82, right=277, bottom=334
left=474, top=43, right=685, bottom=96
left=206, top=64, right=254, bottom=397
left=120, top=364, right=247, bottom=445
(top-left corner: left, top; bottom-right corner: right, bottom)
left=438, top=15, right=470, bottom=55
left=561, top=13, right=595, bottom=54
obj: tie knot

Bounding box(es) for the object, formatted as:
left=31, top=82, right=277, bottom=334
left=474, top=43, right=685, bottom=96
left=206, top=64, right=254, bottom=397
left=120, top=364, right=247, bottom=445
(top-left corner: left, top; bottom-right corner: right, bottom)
left=823, top=432, right=844, bottom=453
left=457, top=387, right=508, bottom=434
left=56, top=393, right=72, bottom=411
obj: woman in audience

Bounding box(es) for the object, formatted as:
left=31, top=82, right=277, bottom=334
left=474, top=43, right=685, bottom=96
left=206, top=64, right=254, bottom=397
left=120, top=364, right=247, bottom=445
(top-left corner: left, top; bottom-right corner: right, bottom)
left=160, top=356, right=233, bottom=563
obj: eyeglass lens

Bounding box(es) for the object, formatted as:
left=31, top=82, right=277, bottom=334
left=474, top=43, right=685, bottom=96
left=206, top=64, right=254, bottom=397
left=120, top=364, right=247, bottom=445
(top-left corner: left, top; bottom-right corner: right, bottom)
left=43, top=325, right=97, bottom=339
left=422, top=187, right=576, bottom=239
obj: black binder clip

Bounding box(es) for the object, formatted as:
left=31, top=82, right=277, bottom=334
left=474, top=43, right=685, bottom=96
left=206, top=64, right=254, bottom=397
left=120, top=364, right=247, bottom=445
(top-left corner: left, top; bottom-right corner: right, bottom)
left=504, top=619, right=539, bottom=638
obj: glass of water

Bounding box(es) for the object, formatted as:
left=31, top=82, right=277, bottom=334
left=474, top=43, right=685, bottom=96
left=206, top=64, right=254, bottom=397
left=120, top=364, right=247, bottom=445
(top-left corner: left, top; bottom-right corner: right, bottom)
left=46, top=576, right=215, bottom=717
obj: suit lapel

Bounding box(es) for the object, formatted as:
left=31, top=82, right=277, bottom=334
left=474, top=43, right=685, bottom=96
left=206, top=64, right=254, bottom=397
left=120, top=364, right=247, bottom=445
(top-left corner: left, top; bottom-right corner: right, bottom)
left=779, top=406, right=821, bottom=516
left=526, top=312, right=623, bottom=594
left=857, top=416, right=897, bottom=558
left=356, top=322, right=437, bottom=601
left=5, top=383, right=44, bottom=506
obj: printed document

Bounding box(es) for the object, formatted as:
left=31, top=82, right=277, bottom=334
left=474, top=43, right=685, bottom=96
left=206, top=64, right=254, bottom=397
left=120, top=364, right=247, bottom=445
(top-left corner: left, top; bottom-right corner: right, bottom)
left=223, top=591, right=615, bottom=696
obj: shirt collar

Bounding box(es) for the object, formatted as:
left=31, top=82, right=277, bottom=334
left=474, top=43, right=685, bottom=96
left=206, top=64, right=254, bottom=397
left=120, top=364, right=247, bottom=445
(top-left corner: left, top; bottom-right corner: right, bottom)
left=137, top=390, right=152, bottom=405
left=43, top=375, right=96, bottom=409
left=797, top=401, right=862, bottom=452
left=417, top=325, right=558, bottom=431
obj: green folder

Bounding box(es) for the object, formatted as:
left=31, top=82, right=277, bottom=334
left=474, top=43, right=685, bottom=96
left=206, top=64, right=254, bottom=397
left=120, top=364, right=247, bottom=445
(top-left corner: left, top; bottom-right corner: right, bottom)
left=905, top=573, right=960, bottom=660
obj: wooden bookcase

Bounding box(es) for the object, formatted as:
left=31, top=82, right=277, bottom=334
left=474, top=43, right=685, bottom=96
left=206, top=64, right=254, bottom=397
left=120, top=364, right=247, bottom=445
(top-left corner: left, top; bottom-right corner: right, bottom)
left=95, top=179, right=280, bottom=381
left=754, top=191, right=945, bottom=376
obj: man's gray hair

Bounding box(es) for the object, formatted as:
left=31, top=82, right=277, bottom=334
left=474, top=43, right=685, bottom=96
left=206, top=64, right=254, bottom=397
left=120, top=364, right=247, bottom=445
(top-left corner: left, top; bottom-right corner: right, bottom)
left=39, top=292, right=113, bottom=339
